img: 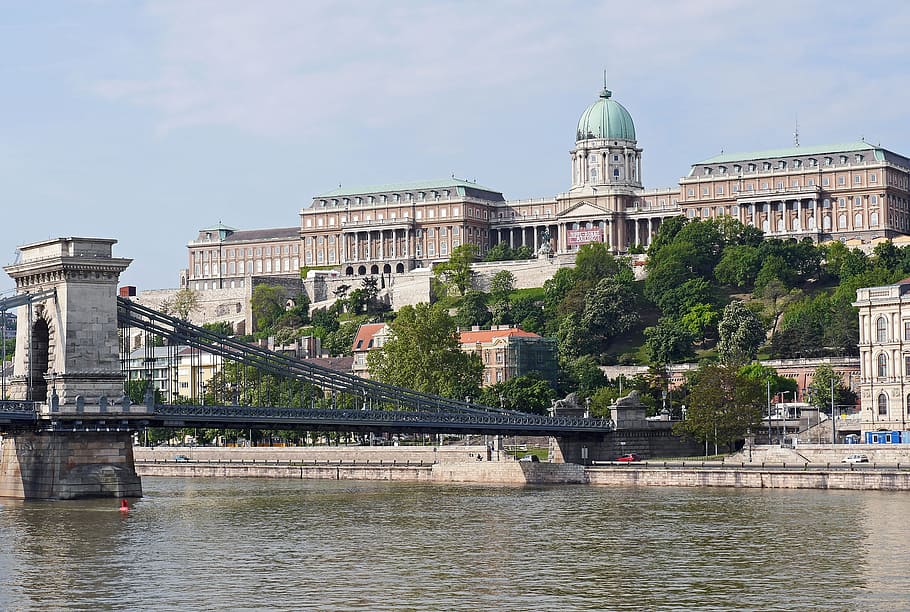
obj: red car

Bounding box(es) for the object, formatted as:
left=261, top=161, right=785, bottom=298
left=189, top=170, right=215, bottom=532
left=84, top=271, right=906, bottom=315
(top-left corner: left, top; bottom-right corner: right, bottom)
left=615, top=453, right=641, bottom=462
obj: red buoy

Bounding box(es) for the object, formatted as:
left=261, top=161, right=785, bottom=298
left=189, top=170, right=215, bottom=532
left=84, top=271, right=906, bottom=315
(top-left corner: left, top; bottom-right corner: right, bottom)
left=119, top=499, right=129, bottom=512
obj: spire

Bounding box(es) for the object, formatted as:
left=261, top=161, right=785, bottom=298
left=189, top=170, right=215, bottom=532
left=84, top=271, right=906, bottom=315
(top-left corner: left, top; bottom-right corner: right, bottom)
left=600, top=69, right=611, bottom=98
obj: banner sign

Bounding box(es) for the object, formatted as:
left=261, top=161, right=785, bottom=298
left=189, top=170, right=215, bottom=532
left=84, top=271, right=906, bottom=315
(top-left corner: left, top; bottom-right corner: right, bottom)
left=567, top=228, right=604, bottom=246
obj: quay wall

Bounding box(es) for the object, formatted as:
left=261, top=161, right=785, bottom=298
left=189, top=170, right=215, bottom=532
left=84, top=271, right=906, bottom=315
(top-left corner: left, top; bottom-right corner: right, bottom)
left=134, top=445, right=489, bottom=464
left=585, top=466, right=910, bottom=491
left=136, top=460, right=586, bottom=485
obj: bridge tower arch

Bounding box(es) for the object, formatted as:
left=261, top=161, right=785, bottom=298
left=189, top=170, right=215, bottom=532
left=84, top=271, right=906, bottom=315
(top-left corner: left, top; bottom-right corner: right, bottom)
left=4, top=237, right=131, bottom=405
left=27, top=311, right=51, bottom=401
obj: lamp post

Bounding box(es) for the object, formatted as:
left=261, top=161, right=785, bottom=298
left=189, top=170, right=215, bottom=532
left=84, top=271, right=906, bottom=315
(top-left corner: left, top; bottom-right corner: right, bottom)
left=766, top=379, right=772, bottom=446
left=831, top=376, right=836, bottom=445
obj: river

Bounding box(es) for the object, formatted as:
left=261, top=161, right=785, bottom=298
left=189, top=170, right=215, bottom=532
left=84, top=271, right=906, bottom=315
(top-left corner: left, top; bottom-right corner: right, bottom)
left=0, top=477, right=906, bottom=611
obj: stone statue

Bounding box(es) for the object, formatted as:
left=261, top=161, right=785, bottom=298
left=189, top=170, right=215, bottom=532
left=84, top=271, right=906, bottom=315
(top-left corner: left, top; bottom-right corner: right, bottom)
left=613, top=390, right=642, bottom=407
left=537, top=229, right=552, bottom=256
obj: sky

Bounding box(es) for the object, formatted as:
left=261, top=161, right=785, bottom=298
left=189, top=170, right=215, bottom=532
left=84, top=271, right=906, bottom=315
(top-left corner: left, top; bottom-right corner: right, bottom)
left=2, top=0, right=909, bottom=294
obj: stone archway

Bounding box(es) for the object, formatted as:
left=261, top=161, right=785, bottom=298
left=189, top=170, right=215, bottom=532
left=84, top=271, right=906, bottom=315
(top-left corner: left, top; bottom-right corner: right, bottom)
left=383, top=264, right=392, bottom=274
left=29, top=316, right=50, bottom=402
left=395, top=263, right=404, bottom=273
left=357, top=265, right=367, bottom=275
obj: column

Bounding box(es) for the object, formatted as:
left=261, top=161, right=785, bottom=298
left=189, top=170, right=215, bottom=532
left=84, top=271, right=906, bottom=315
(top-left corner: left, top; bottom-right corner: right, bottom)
left=634, top=220, right=640, bottom=246
left=647, top=218, right=653, bottom=246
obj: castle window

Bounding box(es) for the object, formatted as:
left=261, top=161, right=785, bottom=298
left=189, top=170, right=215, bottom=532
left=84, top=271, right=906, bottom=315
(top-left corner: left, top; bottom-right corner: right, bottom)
left=878, top=354, right=888, bottom=378
left=878, top=392, right=888, bottom=415
left=876, top=316, right=887, bottom=342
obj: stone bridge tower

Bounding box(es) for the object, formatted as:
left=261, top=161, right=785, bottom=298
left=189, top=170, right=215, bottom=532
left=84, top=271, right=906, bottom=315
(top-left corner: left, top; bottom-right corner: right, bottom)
left=4, top=237, right=131, bottom=405
left=0, top=237, right=141, bottom=500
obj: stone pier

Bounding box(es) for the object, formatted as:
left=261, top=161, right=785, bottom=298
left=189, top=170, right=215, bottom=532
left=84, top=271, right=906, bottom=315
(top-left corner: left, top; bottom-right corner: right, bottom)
left=0, top=431, right=141, bottom=499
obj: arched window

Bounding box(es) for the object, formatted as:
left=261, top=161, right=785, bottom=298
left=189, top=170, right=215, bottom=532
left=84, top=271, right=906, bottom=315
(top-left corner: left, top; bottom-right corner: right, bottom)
left=878, top=393, right=888, bottom=416
left=854, top=213, right=864, bottom=228
left=877, top=353, right=888, bottom=378
left=876, top=317, right=888, bottom=342
left=906, top=393, right=910, bottom=414
left=838, top=214, right=847, bottom=229
left=871, top=212, right=879, bottom=227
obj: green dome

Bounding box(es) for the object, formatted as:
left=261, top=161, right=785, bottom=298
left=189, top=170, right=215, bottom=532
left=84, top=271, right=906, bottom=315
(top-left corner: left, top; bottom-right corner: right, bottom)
left=576, top=88, right=636, bottom=142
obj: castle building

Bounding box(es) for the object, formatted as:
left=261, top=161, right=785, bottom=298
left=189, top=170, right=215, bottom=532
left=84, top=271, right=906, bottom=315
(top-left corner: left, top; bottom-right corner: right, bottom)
left=183, top=83, right=910, bottom=290
left=680, top=143, right=910, bottom=241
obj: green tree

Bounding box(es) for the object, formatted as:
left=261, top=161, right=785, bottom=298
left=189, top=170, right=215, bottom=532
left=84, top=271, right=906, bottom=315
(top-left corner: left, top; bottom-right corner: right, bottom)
left=560, top=355, right=609, bottom=396
left=322, top=320, right=361, bottom=356
left=434, top=243, right=478, bottom=296
left=680, top=303, right=720, bottom=347
left=574, top=242, right=621, bottom=284
left=488, top=270, right=515, bottom=301
left=250, top=284, right=286, bottom=332
left=580, top=276, right=640, bottom=352
left=717, top=301, right=766, bottom=366
left=714, top=244, right=763, bottom=288
left=368, top=303, right=482, bottom=398
left=806, top=363, right=857, bottom=415
left=644, top=317, right=695, bottom=366
left=202, top=321, right=233, bottom=336
left=456, top=290, right=492, bottom=328
left=674, top=364, right=765, bottom=452
left=738, top=363, right=797, bottom=398
left=479, top=372, right=556, bottom=415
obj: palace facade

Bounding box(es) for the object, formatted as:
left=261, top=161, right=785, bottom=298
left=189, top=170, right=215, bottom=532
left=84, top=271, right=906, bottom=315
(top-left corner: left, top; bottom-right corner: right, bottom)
left=183, top=85, right=910, bottom=291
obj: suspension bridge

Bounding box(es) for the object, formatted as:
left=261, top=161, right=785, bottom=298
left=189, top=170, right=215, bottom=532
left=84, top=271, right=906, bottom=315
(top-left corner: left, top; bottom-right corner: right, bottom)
left=0, top=237, right=614, bottom=499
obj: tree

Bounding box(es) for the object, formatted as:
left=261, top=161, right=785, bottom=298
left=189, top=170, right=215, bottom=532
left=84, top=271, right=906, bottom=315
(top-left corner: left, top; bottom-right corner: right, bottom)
left=714, top=244, right=763, bottom=288
left=488, top=270, right=515, bottom=301
left=580, top=276, right=640, bottom=351
left=644, top=317, right=695, bottom=366
left=674, top=364, right=765, bottom=452
left=738, top=363, right=797, bottom=398
left=479, top=372, right=556, bottom=415
left=368, top=303, right=482, bottom=398
left=574, top=242, right=621, bottom=284
left=202, top=321, right=233, bottom=336
left=717, top=301, right=765, bottom=366
left=806, top=363, right=857, bottom=415
left=161, top=288, right=200, bottom=321
left=456, top=290, right=492, bottom=328
left=250, top=284, right=286, bottom=332
left=434, top=243, right=478, bottom=296
left=679, top=303, right=720, bottom=347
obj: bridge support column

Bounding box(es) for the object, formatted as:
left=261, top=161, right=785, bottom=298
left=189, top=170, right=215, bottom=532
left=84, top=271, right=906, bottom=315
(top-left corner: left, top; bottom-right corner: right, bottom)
left=0, top=430, right=141, bottom=500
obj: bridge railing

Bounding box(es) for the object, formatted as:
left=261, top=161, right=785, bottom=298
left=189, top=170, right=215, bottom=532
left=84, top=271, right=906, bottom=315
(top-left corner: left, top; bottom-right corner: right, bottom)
left=149, top=403, right=614, bottom=434
left=0, top=400, right=39, bottom=422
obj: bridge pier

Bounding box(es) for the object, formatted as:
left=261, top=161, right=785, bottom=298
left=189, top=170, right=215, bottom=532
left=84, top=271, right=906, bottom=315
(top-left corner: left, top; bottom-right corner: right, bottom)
left=0, top=430, right=141, bottom=499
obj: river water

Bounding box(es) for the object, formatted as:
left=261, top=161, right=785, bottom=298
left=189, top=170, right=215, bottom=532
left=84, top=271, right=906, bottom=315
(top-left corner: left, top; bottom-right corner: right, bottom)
left=0, top=477, right=906, bottom=611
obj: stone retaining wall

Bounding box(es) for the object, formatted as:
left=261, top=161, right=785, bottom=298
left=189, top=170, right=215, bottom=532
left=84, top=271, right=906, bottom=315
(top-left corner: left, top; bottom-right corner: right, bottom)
left=135, top=457, right=587, bottom=485
left=585, top=466, right=910, bottom=490
left=135, top=445, right=490, bottom=465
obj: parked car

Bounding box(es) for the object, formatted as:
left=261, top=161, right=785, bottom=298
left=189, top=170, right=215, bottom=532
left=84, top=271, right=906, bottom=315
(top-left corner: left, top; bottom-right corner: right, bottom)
left=616, top=453, right=641, bottom=462
left=842, top=454, right=869, bottom=464
left=174, top=455, right=191, bottom=462
left=518, top=454, right=540, bottom=462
